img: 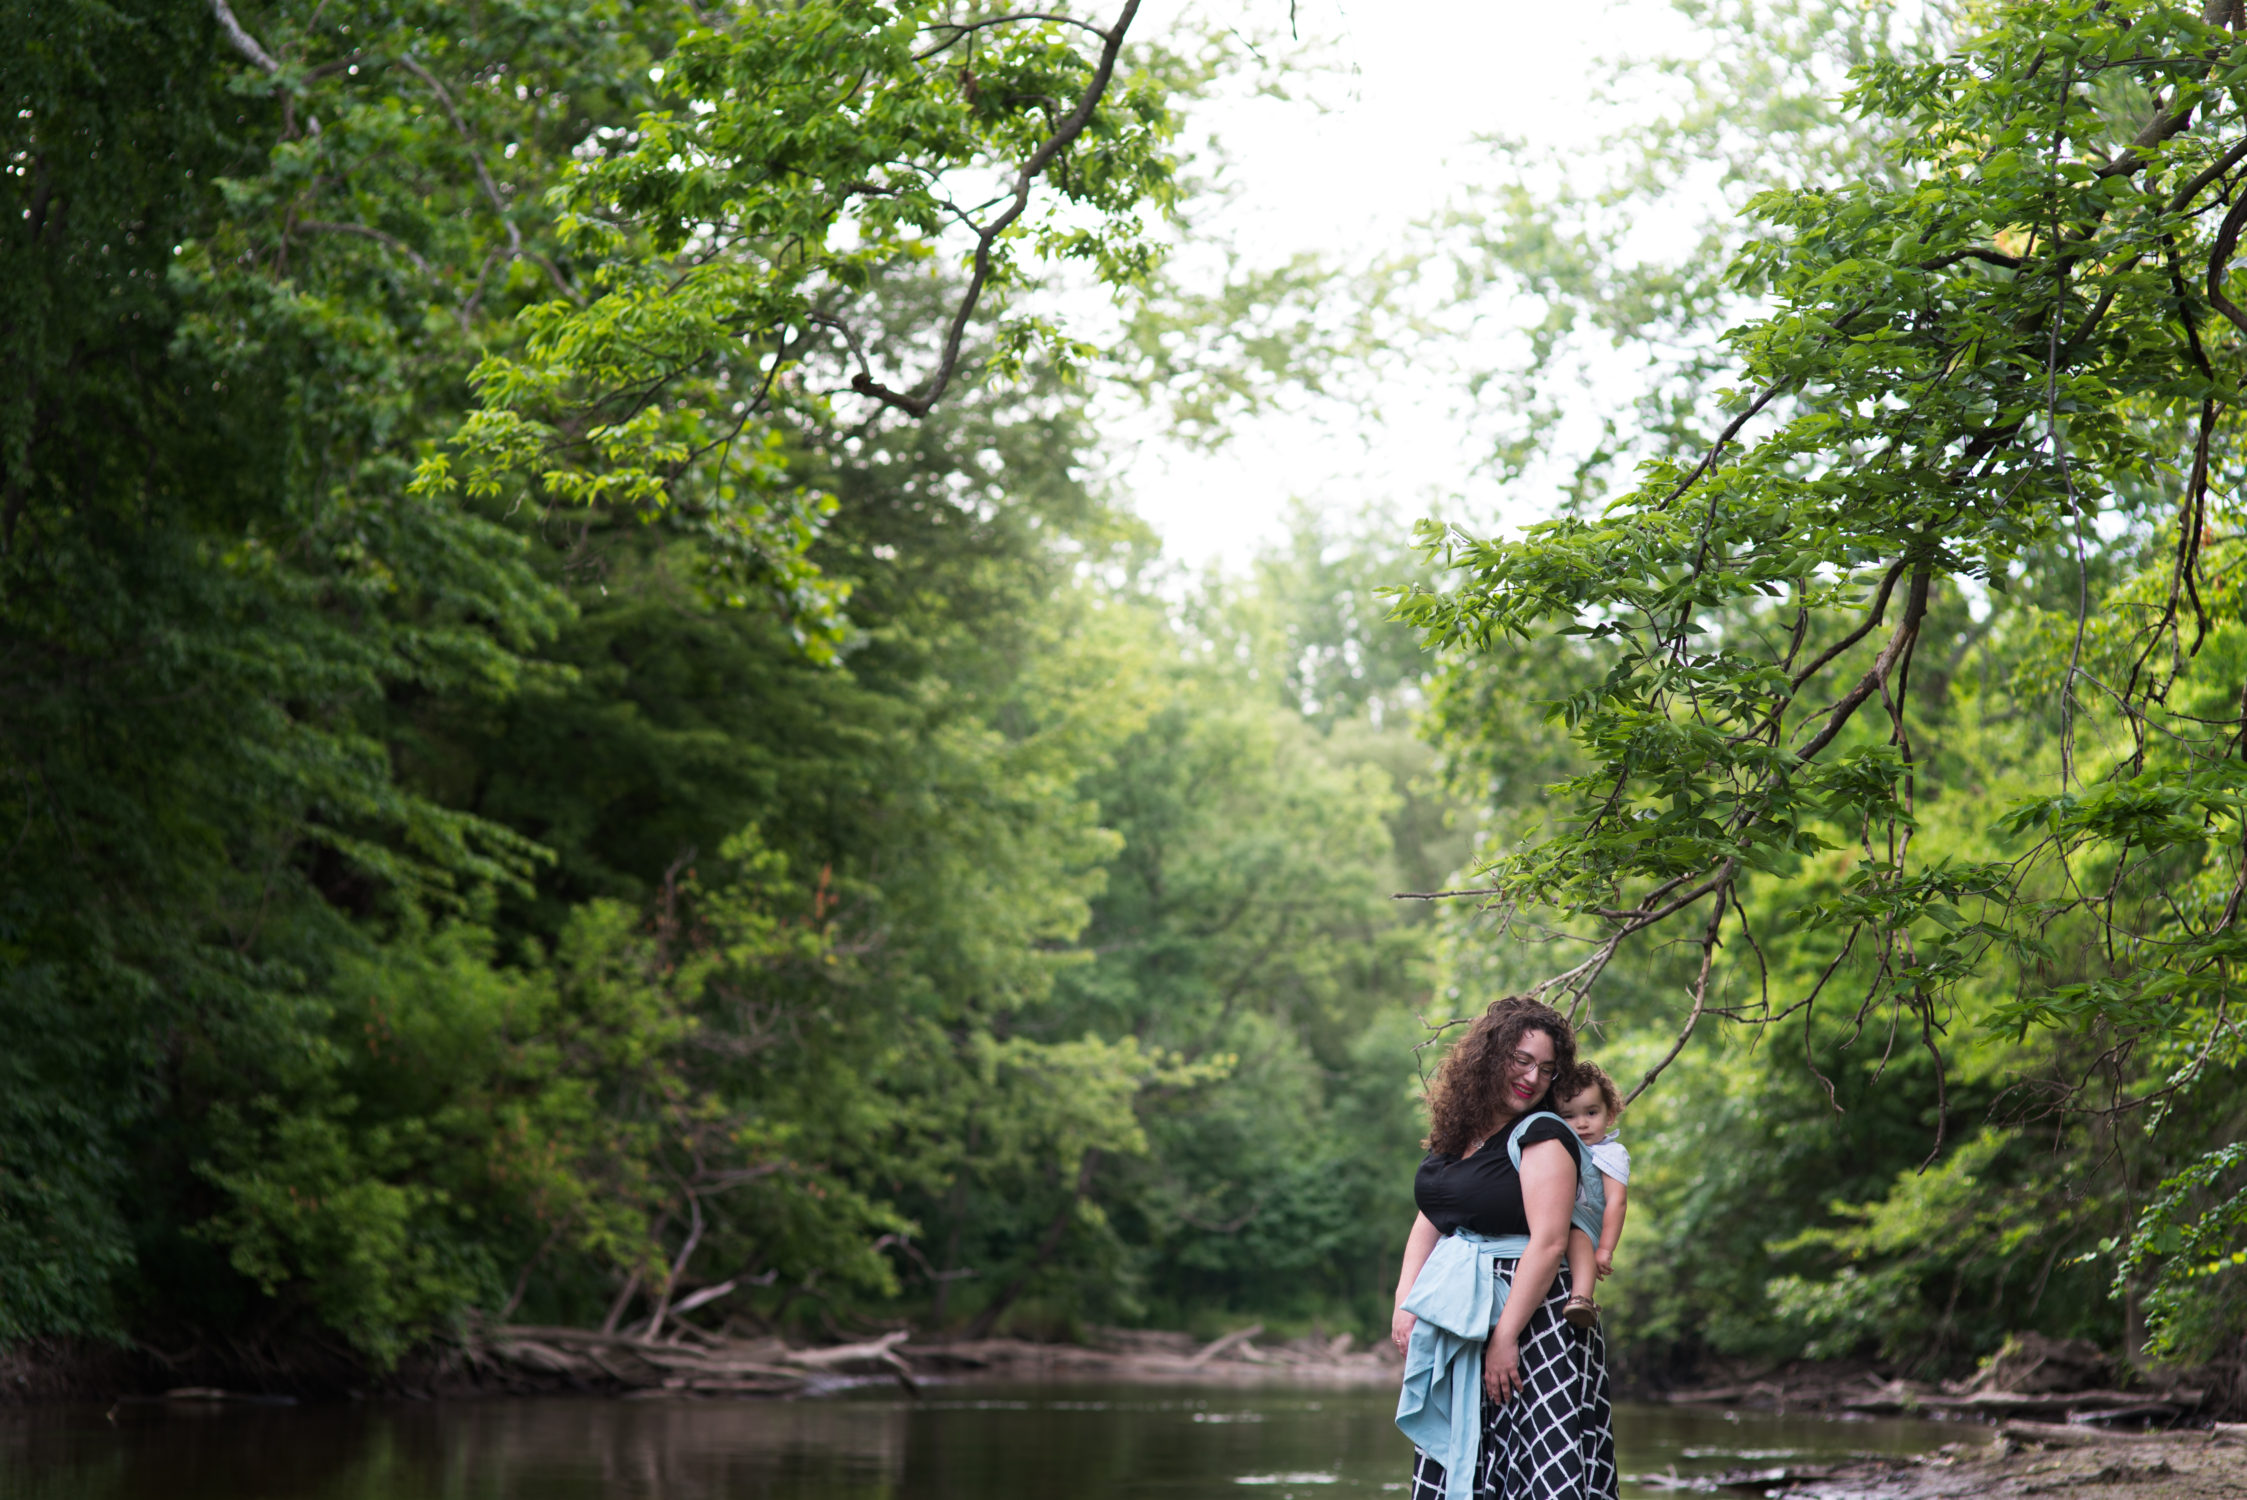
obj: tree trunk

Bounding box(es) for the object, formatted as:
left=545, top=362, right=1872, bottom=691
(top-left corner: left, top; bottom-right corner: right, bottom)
left=932, top=1122, right=977, bottom=1325
left=963, top=1150, right=1097, bottom=1340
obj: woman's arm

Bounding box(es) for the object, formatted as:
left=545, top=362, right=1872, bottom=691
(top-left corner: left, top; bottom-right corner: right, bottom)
left=1595, top=1175, right=1628, bottom=1278
left=1484, top=1138, right=1575, bottom=1403
left=1390, top=1210, right=1442, bottom=1354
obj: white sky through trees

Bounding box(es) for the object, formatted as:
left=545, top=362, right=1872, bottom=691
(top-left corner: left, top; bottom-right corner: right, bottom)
left=1108, top=0, right=1695, bottom=569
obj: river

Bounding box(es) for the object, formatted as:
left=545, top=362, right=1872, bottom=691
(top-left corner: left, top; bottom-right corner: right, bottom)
left=3, top=1382, right=1965, bottom=1499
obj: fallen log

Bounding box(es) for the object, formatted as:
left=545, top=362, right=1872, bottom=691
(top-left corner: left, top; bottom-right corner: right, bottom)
left=2067, top=1402, right=2188, bottom=1426
left=780, top=1329, right=910, bottom=1371
left=480, top=1325, right=816, bottom=1395
left=470, top=1321, right=1397, bottom=1397
left=1706, top=1466, right=1842, bottom=1491
left=1187, top=1324, right=1265, bottom=1368
left=2001, top=1421, right=2212, bottom=1448
left=782, top=1329, right=918, bottom=1394
left=494, top=1325, right=786, bottom=1360
left=487, top=1340, right=581, bottom=1375
left=619, top=1346, right=804, bottom=1379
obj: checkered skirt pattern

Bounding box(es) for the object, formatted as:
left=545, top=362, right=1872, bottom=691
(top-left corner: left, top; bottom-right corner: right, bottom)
left=1406, top=1259, right=1618, bottom=1500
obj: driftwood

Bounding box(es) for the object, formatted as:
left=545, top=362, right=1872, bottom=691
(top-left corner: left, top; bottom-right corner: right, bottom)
left=779, top=1328, right=910, bottom=1370
left=1853, top=1388, right=2206, bottom=1420
left=2000, top=1419, right=2241, bottom=1448
left=482, top=1326, right=808, bottom=1396
left=1665, top=1367, right=2209, bottom=1427
left=1962, top=1332, right=2111, bottom=1396
left=780, top=1329, right=918, bottom=1393
left=467, top=1320, right=1393, bottom=1399
left=1187, top=1324, right=1265, bottom=1368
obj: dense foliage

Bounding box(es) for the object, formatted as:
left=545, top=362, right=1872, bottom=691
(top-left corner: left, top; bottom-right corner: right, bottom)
left=13, top=0, right=2247, bottom=1402
left=0, top=0, right=1442, bottom=1365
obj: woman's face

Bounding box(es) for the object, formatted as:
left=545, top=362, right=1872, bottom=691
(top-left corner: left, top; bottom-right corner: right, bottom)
left=1501, top=1027, right=1559, bottom=1114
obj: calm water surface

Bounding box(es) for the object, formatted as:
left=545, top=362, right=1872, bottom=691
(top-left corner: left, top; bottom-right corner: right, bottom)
left=3, top=1382, right=1966, bottom=1500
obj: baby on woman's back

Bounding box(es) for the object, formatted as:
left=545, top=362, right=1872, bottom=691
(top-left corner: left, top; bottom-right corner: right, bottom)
left=1556, top=1061, right=1630, bottom=1330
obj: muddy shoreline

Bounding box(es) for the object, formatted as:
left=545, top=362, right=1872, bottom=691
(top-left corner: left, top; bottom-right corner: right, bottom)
left=1645, top=1422, right=2247, bottom=1500
left=1654, top=1364, right=2214, bottom=1428
left=1635, top=1358, right=2247, bottom=1496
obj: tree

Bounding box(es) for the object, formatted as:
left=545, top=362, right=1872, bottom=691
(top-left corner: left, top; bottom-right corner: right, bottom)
left=429, top=0, right=1181, bottom=639
left=2, top=0, right=639, bottom=1343
left=0, top=0, right=1193, bottom=1361
left=1401, top=0, right=2247, bottom=1371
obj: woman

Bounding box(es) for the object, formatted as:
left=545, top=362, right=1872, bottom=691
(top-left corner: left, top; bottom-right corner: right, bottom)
left=1390, top=998, right=1617, bottom=1500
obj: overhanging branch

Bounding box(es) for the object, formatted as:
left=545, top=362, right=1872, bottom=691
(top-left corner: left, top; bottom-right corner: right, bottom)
left=851, top=0, right=1143, bottom=418
left=209, top=0, right=279, bottom=74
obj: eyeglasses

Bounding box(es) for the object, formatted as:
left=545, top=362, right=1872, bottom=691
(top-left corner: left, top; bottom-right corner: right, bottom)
left=1509, top=1050, right=1559, bottom=1081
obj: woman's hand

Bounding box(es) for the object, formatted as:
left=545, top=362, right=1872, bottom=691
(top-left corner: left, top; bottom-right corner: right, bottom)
left=1390, top=1212, right=1440, bottom=1357
left=1483, top=1332, right=1521, bottom=1403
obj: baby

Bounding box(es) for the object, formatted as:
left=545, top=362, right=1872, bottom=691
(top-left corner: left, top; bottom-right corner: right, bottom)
left=1556, top=1061, right=1629, bottom=1330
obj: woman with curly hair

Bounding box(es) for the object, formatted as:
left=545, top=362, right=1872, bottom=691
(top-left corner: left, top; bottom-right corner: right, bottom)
left=1390, top=998, right=1617, bottom=1500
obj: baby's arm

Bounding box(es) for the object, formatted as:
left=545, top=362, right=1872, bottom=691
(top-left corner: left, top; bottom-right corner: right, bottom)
left=1595, top=1174, right=1628, bottom=1279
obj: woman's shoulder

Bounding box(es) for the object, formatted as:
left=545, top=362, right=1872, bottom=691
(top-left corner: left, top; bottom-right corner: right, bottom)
left=1514, top=1113, right=1583, bottom=1160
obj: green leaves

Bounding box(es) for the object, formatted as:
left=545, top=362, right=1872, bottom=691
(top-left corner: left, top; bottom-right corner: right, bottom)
left=1998, top=760, right=2247, bottom=852
left=2117, top=1143, right=2247, bottom=1359
left=425, top=0, right=1178, bottom=635
left=1412, top=0, right=2247, bottom=1093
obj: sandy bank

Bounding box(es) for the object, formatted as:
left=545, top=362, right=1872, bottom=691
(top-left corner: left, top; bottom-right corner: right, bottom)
left=1637, top=1422, right=2247, bottom=1500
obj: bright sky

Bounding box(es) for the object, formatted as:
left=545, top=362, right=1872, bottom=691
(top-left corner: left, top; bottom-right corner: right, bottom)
left=1105, top=0, right=1699, bottom=570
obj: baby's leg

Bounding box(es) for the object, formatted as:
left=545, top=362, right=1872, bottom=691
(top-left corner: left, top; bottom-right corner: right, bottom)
left=1567, top=1226, right=1596, bottom=1302
left=1563, top=1226, right=1600, bottom=1327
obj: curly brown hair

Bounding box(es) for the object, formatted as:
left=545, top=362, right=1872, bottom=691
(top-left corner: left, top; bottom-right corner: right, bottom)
left=1424, top=997, right=1578, bottom=1157
left=1557, top=1060, right=1622, bottom=1121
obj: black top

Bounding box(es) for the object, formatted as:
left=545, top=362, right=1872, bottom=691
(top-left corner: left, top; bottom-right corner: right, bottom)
left=1414, top=1116, right=1583, bottom=1238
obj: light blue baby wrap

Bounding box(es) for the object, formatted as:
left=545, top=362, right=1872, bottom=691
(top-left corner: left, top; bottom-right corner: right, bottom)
left=1573, top=1136, right=1630, bottom=1242
left=1571, top=1151, right=1606, bottom=1242
left=1393, top=1110, right=1574, bottom=1500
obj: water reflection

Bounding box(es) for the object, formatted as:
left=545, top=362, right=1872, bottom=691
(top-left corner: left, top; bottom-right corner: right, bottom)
left=1, top=1382, right=1962, bottom=1500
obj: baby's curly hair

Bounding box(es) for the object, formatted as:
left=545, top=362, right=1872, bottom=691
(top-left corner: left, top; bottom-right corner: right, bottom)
left=1424, top=997, right=1578, bottom=1156
left=1558, top=1060, right=1623, bottom=1121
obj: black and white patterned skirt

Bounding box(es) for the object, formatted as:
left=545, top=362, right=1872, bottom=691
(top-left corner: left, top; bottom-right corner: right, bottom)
left=1407, top=1258, right=1618, bottom=1500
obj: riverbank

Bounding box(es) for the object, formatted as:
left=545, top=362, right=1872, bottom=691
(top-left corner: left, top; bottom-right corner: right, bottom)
left=1, top=1323, right=1399, bottom=1404
left=1649, top=1350, right=2228, bottom=1428
left=451, top=1322, right=1400, bottom=1399
left=11, top=1328, right=2236, bottom=1435
left=1649, top=1422, right=2247, bottom=1500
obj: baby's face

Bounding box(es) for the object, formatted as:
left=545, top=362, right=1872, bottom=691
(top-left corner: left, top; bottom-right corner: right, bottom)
left=1559, top=1085, right=1611, bottom=1145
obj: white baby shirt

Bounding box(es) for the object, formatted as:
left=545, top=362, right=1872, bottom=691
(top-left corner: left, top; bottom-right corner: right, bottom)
left=1572, top=1136, right=1632, bottom=1241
